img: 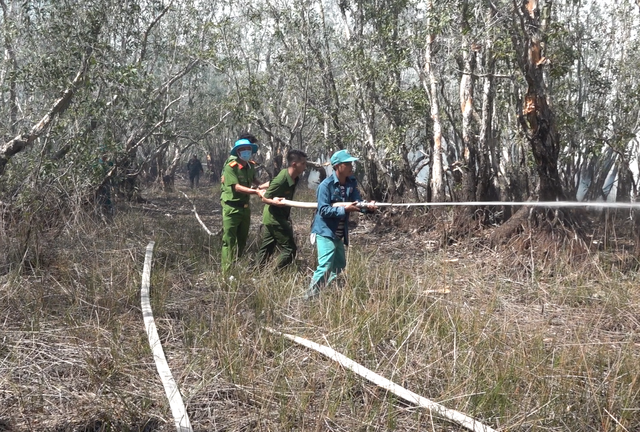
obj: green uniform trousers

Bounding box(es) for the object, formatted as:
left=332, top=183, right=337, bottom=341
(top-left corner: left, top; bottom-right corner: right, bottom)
left=221, top=205, right=251, bottom=273
left=257, top=221, right=297, bottom=268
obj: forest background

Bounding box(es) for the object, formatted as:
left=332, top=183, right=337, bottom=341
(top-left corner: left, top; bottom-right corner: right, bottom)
left=2, top=0, right=640, bottom=431
left=2, top=0, right=640, bottom=216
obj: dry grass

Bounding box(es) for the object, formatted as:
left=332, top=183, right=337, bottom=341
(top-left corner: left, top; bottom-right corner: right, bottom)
left=1, top=182, right=639, bottom=431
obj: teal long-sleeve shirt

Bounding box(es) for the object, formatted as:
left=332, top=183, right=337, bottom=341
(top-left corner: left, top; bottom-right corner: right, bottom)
left=310, top=173, right=362, bottom=245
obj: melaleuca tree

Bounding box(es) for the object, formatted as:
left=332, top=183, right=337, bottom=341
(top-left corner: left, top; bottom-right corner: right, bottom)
left=0, top=0, right=232, bottom=222
left=211, top=0, right=333, bottom=178
left=2, top=1, right=227, bottom=181
left=330, top=0, right=431, bottom=200
left=550, top=0, right=640, bottom=202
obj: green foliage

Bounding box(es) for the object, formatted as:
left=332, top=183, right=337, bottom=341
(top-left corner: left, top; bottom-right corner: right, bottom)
left=3, top=0, right=640, bottom=239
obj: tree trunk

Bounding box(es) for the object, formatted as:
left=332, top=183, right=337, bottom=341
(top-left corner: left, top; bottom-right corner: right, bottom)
left=616, top=158, right=634, bottom=204
left=424, top=0, right=444, bottom=202
left=491, top=1, right=577, bottom=246
left=476, top=11, right=497, bottom=203
left=361, top=107, right=397, bottom=200
left=399, top=143, right=419, bottom=201
left=451, top=4, right=483, bottom=234
left=317, top=1, right=343, bottom=150
left=518, top=0, right=565, bottom=201
left=162, top=148, right=181, bottom=191
left=460, top=39, right=478, bottom=203
left=0, top=0, right=18, bottom=133
left=583, top=148, right=616, bottom=201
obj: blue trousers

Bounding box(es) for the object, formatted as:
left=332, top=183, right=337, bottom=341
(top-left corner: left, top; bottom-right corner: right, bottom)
left=309, top=235, right=346, bottom=292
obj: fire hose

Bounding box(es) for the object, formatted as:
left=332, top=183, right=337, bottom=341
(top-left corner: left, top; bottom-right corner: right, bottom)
left=278, top=199, right=640, bottom=210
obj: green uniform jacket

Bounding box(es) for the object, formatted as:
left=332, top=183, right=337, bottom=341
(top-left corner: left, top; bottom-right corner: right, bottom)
left=220, top=156, right=256, bottom=206
left=262, top=168, right=298, bottom=225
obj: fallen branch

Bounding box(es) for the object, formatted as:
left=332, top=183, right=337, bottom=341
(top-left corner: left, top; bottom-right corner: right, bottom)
left=263, top=327, right=497, bottom=432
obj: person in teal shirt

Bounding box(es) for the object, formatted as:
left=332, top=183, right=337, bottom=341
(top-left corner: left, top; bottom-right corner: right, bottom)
left=220, top=134, right=268, bottom=274
left=257, top=149, right=308, bottom=268
left=305, top=149, right=376, bottom=299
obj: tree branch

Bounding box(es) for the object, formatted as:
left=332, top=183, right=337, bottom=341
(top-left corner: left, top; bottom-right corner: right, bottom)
left=150, top=59, right=200, bottom=101
left=98, top=96, right=181, bottom=189
left=0, top=57, right=91, bottom=176
left=138, top=1, right=173, bottom=65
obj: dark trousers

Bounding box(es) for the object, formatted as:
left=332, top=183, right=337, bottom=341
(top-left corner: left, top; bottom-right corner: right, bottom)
left=257, top=221, right=297, bottom=268
left=189, top=174, right=200, bottom=188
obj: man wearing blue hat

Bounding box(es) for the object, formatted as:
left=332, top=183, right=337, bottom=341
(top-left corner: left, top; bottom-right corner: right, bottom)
left=306, top=149, right=376, bottom=299
left=220, top=133, right=268, bottom=274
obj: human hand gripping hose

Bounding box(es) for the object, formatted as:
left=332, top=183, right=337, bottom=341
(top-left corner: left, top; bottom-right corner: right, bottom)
left=279, top=199, right=376, bottom=209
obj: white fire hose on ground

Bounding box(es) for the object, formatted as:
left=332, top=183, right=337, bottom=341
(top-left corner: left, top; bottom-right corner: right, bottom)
left=264, top=327, right=497, bottom=432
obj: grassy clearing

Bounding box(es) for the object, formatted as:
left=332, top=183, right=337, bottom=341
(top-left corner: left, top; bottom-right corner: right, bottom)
left=1, top=185, right=639, bottom=431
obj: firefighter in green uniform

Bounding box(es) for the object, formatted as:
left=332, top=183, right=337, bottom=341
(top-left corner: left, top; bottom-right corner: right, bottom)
left=220, top=134, right=268, bottom=273
left=257, top=150, right=308, bottom=268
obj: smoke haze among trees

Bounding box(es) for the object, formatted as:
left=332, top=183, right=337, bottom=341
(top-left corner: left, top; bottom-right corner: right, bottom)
left=1, top=0, right=640, bottom=214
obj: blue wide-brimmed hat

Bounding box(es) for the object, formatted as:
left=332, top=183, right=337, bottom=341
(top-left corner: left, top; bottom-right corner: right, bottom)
left=230, top=138, right=259, bottom=156
left=330, top=149, right=359, bottom=166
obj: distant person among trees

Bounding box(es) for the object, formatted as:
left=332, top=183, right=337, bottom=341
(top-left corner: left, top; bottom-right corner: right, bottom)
left=220, top=134, right=268, bottom=274
left=305, top=149, right=376, bottom=299
left=186, top=154, right=204, bottom=189
left=257, top=149, right=308, bottom=269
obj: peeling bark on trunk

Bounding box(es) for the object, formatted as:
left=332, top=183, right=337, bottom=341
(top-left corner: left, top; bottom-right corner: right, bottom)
left=519, top=0, right=564, bottom=202
left=490, top=0, right=582, bottom=246
left=460, top=42, right=478, bottom=203
left=424, top=0, right=444, bottom=202
left=476, top=18, right=497, bottom=203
